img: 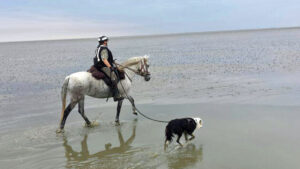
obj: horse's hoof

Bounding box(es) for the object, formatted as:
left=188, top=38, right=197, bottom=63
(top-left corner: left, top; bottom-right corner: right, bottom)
left=91, top=121, right=99, bottom=127
left=115, top=121, right=120, bottom=126
left=84, top=123, right=93, bottom=128
left=133, top=111, right=138, bottom=116
left=85, top=121, right=99, bottom=128
left=56, top=128, right=64, bottom=133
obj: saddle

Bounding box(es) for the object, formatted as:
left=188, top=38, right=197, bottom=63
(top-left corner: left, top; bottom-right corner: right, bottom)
left=87, top=66, right=125, bottom=86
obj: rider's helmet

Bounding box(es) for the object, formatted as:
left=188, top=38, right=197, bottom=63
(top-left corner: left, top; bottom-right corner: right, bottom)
left=98, top=36, right=109, bottom=43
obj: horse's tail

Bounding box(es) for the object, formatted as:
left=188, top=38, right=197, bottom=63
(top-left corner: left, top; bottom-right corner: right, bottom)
left=60, top=76, right=70, bottom=123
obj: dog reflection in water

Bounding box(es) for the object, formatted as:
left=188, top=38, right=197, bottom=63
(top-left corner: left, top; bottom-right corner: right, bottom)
left=62, top=124, right=136, bottom=167
left=167, top=144, right=203, bottom=169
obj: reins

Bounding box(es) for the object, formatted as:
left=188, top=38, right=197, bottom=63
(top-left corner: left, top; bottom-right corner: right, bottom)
left=114, top=62, right=139, bottom=74
left=114, top=61, right=169, bottom=124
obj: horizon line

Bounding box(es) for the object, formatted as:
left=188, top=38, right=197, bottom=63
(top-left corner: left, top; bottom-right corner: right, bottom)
left=1, top=26, right=299, bottom=44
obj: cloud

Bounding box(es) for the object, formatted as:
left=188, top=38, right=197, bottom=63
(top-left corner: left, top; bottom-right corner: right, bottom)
left=1, top=0, right=299, bottom=42
left=0, top=15, right=144, bottom=42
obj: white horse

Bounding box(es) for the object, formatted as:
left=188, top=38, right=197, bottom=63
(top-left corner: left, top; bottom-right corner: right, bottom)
left=57, top=56, right=150, bottom=132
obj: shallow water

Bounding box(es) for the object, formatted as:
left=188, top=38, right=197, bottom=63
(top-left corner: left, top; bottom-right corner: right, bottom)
left=1, top=28, right=300, bottom=169
left=1, top=103, right=300, bottom=169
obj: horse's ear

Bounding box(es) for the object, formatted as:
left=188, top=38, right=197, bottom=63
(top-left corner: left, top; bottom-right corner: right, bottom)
left=144, top=55, right=149, bottom=60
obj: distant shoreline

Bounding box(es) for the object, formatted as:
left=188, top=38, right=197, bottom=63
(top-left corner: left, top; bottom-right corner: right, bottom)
left=1, top=26, right=299, bottom=44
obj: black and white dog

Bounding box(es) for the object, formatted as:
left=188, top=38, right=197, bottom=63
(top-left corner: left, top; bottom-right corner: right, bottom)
left=164, top=117, right=202, bottom=149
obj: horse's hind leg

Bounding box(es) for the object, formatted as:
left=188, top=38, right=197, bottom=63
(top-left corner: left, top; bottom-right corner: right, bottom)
left=115, top=99, right=124, bottom=125
left=127, top=96, right=137, bottom=115
left=78, top=98, right=91, bottom=127
left=59, top=101, right=77, bottom=130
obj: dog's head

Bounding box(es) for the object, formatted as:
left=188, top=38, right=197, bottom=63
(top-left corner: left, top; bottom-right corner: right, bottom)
left=193, top=117, right=203, bottom=129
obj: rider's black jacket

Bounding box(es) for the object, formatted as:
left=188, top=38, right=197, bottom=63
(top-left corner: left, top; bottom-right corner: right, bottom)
left=94, top=46, right=114, bottom=70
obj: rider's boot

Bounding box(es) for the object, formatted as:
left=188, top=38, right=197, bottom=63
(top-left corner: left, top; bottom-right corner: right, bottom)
left=111, top=83, right=122, bottom=101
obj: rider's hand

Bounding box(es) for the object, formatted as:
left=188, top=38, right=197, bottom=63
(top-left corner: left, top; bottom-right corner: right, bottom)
left=110, top=67, right=115, bottom=72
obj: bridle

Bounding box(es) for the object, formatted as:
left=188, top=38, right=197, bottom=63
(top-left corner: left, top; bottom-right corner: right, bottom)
left=137, top=58, right=150, bottom=76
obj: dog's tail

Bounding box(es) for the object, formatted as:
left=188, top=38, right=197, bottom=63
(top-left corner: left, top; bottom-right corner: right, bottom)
left=165, top=125, right=173, bottom=142
left=164, top=124, right=174, bottom=150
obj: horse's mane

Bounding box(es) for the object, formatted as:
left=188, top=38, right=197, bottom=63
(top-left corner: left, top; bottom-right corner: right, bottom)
left=119, top=55, right=149, bottom=70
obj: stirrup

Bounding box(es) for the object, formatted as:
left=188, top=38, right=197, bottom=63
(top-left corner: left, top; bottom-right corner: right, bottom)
left=113, top=96, right=123, bottom=101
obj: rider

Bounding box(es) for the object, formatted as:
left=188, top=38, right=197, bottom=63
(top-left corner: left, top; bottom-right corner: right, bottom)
left=94, top=36, right=122, bottom=101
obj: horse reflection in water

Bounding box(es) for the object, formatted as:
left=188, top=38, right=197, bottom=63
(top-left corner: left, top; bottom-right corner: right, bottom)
left=62, top=123, right=203, bottom=168
left=167, top=144, right=203, bottom=169
left=62, top=124, right=139, bottom=168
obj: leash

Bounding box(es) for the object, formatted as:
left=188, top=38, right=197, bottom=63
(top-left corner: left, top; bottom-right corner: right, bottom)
left=114, top=64, right=169, bottom=124
left=133, top=106, right=169, bottom=123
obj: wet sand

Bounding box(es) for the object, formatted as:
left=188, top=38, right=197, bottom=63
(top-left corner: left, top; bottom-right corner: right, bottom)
left=0, top=102, right=300, bottom=169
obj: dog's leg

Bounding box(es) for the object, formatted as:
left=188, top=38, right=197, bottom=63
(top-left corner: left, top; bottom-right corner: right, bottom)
left=164, top=139, right=170, bottom=151
left=189, top=134, right=195, bottom=141
left=176, top=134, right=183, bottom=147
left=184, top=132, right=188, bottom=142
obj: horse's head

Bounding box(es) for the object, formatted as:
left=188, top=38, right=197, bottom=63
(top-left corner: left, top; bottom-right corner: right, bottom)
left=137, top=55, right=151, bottom=81
left=122, top=55, right=151, bottom=81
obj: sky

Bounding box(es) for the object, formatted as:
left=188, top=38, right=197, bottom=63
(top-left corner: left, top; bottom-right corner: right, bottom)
left=0, top=0, right=299, bottom=42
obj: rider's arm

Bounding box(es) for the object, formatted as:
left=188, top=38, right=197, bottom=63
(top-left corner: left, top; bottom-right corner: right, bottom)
left=103, top=59, right=112, bottom=68
left=101, top=49, right=112, bottom=68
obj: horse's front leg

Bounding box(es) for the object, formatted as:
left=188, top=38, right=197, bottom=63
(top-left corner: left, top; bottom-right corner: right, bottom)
left=127, top=96, right=138, bottom=115
left=115, top=99, right=124, bottom=125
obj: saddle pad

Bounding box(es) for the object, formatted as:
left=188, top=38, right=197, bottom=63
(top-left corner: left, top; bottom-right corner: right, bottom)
left=87, top=66, right=125, bottom=80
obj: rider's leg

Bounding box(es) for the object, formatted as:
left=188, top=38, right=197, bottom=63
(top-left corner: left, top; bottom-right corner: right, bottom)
left=101, top=67, right=121, bottom=101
